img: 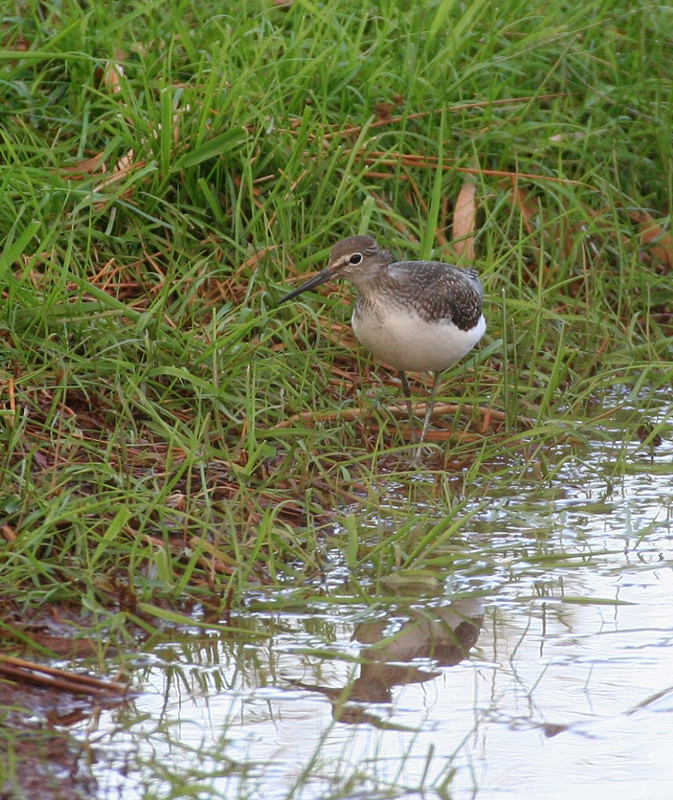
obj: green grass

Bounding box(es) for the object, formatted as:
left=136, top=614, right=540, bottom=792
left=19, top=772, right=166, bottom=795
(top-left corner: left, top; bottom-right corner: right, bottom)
left=0, top=0, right=672, bottom=621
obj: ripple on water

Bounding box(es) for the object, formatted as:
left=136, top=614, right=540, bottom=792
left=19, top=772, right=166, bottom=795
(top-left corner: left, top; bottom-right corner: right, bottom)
left=84, top=407, right=673, bottom=800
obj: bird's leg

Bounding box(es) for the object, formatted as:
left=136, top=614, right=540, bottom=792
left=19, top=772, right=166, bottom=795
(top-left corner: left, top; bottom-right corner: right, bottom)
left=418, top=371, right=442, bottom=444
left=399, top=371, right=418, bottom=443
left=409, top=372, right=442, bottom=467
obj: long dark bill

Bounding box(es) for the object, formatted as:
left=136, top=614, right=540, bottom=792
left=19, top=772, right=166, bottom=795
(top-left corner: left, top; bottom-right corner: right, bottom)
left=277, top=267, right=334, bottom=305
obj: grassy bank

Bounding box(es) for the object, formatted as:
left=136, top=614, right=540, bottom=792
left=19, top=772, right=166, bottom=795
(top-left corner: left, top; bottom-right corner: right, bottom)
left=0, top=0, right=671, bottom=623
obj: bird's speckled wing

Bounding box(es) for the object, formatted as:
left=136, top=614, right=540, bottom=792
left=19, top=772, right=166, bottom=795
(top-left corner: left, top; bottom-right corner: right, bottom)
left=385, top=261, right=483, bottom=331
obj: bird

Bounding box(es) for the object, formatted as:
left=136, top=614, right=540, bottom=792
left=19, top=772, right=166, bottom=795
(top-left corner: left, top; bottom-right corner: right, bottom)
left=278, top=235, right=485, bottom=449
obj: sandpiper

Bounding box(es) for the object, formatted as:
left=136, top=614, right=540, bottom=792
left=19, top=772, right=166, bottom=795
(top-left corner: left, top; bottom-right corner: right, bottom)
left=278, top=235, right=485, bottom=446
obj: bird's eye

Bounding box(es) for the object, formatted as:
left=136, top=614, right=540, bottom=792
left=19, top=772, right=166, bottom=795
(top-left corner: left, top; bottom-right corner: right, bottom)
left=349, top=253, right=363, bottom=265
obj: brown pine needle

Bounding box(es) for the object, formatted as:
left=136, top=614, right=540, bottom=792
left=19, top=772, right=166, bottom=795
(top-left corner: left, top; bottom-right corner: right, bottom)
left=0, top=655, right=130, bottom=696
left=272, top=402, right=512, bottom=429
left=323, top=94, right=569, bottom=139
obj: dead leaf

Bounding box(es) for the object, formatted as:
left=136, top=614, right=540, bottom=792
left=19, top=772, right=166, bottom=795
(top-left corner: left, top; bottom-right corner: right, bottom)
left=93, top=151, right=144, bottom=193
left=507, top=179, right=538, bottom=235
left=1, top=524, right=16, bottom=542
left=631, top=211, right=672, bottom=270
left=374, top=99, right=403, bottom=122
left=61, top=154, right=106, bottom=178
left=452, top=181, right=477, bottom=259
left=102, top=60, right=125, bottom=94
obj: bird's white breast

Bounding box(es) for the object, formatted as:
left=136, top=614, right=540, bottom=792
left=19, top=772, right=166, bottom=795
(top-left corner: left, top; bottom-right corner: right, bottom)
left=351, top=305, right=486, bottom=372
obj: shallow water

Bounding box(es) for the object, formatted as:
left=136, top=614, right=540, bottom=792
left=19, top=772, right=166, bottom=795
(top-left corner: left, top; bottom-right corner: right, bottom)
left=87, top=407, right=673, bottom=799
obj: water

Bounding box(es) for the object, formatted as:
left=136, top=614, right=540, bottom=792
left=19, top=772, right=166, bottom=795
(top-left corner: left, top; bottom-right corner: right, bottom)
left=85, top=408, right=673, bottom=799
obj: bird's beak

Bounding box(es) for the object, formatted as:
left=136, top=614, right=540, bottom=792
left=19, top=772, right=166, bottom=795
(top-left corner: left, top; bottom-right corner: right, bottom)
left=277, top=266, right=334, bottom=304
